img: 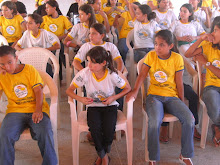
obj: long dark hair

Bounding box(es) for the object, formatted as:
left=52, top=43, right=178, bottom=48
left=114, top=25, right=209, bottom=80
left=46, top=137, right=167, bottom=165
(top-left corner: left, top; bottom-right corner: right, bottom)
left=86, top=46, right=117, bottom=74
left=79, top=4, right=96, bottom=28
left=155, top=29, right=179, bottom=53
left=90, top=23, right=109, bottom=42
left=139, top=5, right=156, bottom=21
left=179, top=3, right=194, bottom=22
left=106, top=0, right=118, bottom=7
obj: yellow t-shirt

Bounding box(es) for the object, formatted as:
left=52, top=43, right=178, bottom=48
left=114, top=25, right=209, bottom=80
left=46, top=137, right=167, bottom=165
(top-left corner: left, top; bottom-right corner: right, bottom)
left=118, top=0, right=137, bottom=10
left=103, top=6, right=124, bottom=26
left=41, top=15, right=72, bottom=37
left=119, top=11, right=133, bottom=39
left=202, top=42, right=220, bottom=87
left=144, top=50, right=184, bottom=97
left=202, top=0, right=213, bottom=8
left=0, top=64, right=49, bottom=115
left=101, top=0, right=108, bottom=9
left=0, top=15, right=24, bottom=43
left=35, top=0, right=44, bottom=6
left=147, top=0, right=158, bottom=7
left=95, top=13, right=104, bottom=24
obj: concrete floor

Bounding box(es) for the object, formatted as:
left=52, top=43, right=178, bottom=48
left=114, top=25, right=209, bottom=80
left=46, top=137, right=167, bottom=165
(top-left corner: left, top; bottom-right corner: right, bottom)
left=5, top=0, right=220, bottom=164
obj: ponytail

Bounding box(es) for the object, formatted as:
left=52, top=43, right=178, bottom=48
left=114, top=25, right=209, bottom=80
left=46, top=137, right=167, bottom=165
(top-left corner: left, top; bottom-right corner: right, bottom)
left=138, top=4, right=156, bottom=21
left=86, top=46, right=117, bottom=74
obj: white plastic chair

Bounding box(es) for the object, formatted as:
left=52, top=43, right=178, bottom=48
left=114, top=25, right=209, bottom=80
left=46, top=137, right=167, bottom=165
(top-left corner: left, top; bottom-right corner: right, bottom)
left=196, top=61, right=210, bottom=149
left=126, top=29, right=136, bottom=87
left=137, top=59, right=179, bottom=161
left=111, top=26, right=118, bottom=46
left=0, top=35, right=8, bottom=46
left=47, top=31, right=61, bottom=60
left=16, top=47, right=61, bottom=128
left=0, top=70, right=59, bottom=164
left=68, top=71, right=134, bottom=165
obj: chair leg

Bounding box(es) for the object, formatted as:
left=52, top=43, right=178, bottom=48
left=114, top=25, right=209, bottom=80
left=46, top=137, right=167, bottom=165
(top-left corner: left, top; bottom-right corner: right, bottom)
left=53, top=129, right=59, bottom=165
left=145, top=121, right=149, bottom=162
left=72, top=128, right=80, bottom=165
left=116, top=130, right=121, bottom=141
left=142, top=114, right=146, bottom=140
left=200, top=106, right=209, bottom=149
left=125, top=126, right=133, bottom=165
left=169, top=122, right=174, bottom=139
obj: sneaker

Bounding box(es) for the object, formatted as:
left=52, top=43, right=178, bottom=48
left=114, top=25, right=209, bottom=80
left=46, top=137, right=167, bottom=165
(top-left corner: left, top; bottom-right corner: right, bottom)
left=179, top=154, right=193, bottom=165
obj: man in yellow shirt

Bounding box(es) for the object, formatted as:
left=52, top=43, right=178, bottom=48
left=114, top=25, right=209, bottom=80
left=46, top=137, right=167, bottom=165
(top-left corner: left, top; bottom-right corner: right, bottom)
left=0, top=46, right=57, bottom=165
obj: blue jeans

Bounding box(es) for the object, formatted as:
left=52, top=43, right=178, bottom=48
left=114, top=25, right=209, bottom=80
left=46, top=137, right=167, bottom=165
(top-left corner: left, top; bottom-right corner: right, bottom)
left=118, top=38, right=128, bottom=63
left=134, top=48, right=153, bottom=63
left=146, top=95, right=194, bottom=161
left=0, top=113, right=57, bottom=165
left=202, top=86, right=220, bottom=128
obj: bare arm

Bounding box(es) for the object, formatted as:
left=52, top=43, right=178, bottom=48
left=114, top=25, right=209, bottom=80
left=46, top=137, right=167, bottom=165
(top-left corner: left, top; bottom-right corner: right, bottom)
left=175, top=70, right=184, bottom=101
left=125, top=64, right=150, bottom=101
left=73, top=59, right=84, bottom=71
left=66, top=84, right=93, bottom=105
left=46, top=42, right=61, bottom=51
left=114, top=57, right=124, bottom=72
left=184, top=33, right=214, bottom=58
left=14, top=43, right=23, bottom=51
left=63, top=35, right=78, bottom=48
left=99, top=10, right=110, bottom=33
left=195, top=53, right=220, bottom=79
left=21, top=21, right=27, bottom=32
left=32, top=85, right=44, bottom=124
left=202, top=7, right=211, bottom=28
left=147, top=1, right=158, bottom=10
left=128, top=2, right=136, bottom=20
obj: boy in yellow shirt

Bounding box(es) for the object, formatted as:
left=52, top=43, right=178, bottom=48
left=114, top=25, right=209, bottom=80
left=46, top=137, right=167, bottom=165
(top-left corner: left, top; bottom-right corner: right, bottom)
left=0, top=46, right=57, bottom=165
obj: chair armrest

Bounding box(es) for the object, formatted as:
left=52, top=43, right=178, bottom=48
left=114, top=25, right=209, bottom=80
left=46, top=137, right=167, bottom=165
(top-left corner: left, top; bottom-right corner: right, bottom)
left=126, top=97, right=135, bottom=120
left=68, top=96, right=78, bottom=122
left=49, top=102, right=58, bottom=128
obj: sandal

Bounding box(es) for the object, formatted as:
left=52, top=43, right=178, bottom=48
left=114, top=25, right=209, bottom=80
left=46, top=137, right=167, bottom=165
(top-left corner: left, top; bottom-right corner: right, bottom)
left=179, top=154, right=193, bottom=165
left=211, top=124, right=220, bottom=147
left=93, top=157, right=101, bottom=165
left=160, top=126, right=169, bottom=144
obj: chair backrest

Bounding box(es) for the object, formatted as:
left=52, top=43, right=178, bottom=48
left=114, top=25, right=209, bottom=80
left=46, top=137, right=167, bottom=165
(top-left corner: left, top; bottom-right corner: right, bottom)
left=16, top=47, right=59, bottom=82
left=0, top=35, right=8, bottom=46
left=126, top=29, right=134, bottom=50
left=196, top=61, right=203, bottom=97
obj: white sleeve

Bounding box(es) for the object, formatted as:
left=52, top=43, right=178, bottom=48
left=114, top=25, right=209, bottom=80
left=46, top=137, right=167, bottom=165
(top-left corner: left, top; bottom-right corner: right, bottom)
left=45, top=31, right=59, bottom=45
left=72, top=68, right=87, bottom=87
left=67, top=24, right=79, bottom=39
left=109, top=43, right=122, bottom=60
left=171, top=11, right=177, bottom=23
left=169, top=20, right=176, bottom=33
left=17, top=30, right=28, bottom=48
left=194, top=21, right=205, bottom=35
left=153, top=21, right=161, bottom=33
left=74, top=43, right=89, bottom=62
left=111, top=72, right=126, bottom=89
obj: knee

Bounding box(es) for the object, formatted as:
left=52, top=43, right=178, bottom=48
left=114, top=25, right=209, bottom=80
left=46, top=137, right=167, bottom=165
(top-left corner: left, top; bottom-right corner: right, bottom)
left=148, top=118, right=162, bottom=130
left=184, top=114, right=195, bottom=128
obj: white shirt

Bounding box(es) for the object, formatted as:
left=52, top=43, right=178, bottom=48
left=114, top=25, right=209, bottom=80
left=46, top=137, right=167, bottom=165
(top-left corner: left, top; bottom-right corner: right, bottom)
left=74, top=42, right=122, bottom=63
left=194, top=8, right=209, bottom=31
left=211, top=9, right=220, bottom=23
left=17, top=29, right=59, bottom=48
left=169, top=20, right=205, bottom=38
left=73, top=67, right=126, bottom=107
left=133, top=19, right=161, bottom=49
left=153, top=9, right=177, bottom=30
left=67, top=23, right=89, bottom=46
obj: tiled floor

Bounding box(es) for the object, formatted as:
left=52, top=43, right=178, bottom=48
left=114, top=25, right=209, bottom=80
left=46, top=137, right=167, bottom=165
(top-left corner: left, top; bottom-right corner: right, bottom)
left=9, top=0, right=220, bottom=165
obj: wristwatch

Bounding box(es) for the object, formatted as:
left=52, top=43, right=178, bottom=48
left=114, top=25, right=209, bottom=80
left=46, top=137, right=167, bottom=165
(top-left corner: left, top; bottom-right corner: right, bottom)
left=206, top=62, right=211, bottom=67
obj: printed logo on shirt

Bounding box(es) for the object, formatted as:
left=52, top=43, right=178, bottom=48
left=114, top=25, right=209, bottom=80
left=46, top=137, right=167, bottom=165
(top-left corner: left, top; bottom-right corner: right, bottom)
left=137, top=29, right=150, bottom=39
left=111, top=13, right=118, bottom=18
left=154, top=71, right=168, bottom=83
left=103, top=3, right=107, bottom=8
left=49, top=24, right=58, bottom=32
left=128, top=21, right=134, bottom=27
left=159, top=20, right=169, bottom=29
left=6, top=26, right=15, bottom=35
left=14, top=84, right=28, bottom=98
left=90, top=91, right=108, bottom=103
left=212, top=60, right=220, bottom=69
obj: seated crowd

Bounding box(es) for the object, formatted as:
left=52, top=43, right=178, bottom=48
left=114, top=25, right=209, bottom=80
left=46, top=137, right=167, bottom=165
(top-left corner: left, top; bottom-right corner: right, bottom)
left=0, top=0, right=220, bottom=165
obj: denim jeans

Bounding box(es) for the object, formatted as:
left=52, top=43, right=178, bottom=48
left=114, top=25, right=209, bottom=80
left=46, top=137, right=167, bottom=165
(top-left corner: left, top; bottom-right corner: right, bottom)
left=202, top=86, right=220, bottom=128
left=146, top=95, right=194, bottom=161
left=118, top=38, right=128, bottom=63
left=134, top=48, right=153, bottom=63
left=0, top=113, right=57, bottom=165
